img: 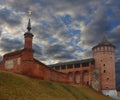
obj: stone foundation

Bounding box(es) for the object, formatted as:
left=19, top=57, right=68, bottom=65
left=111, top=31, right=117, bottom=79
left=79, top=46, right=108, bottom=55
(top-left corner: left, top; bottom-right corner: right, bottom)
left=102, top=90, right=118, bottom=100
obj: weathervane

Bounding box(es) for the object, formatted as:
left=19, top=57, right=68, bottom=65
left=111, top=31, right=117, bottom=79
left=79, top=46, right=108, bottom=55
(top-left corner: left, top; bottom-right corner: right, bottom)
left=28, top=10, right=32, bottom=18
left=27, top=10, right=32, bottom=32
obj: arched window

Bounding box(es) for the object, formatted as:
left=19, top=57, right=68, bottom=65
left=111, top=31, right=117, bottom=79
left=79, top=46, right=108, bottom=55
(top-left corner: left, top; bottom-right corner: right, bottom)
left=101, top=47, right=103, bottom=51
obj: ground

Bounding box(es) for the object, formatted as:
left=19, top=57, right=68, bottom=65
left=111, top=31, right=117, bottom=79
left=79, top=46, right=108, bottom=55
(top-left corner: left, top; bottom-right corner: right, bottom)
left=117, top=92, right=120, bottom=99
left=0, top=71, right=112, bottom=100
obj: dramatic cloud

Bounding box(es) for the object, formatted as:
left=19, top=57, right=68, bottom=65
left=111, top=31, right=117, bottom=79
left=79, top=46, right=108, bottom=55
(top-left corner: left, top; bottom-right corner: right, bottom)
left=0, top=36, right=23, bottom=53
left=0, top=8, right=21, bottom=26
left=0, top=0, right=119, bottom=65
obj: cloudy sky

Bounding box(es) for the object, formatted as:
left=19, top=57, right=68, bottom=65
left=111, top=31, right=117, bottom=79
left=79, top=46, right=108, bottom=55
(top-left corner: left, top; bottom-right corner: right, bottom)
left=0, top=0, right=120, bottom=64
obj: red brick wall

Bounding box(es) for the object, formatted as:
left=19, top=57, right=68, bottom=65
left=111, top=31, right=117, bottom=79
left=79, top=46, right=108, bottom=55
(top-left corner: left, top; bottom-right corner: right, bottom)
left=0, top=53, right=22, bottom=73
left=0, top=49, right=69, bottom=84
left=54, top=63, right=93, bottom=85
left=93, top=46, right=116, bottom=90
left=30, top=60, right=68, bottom=83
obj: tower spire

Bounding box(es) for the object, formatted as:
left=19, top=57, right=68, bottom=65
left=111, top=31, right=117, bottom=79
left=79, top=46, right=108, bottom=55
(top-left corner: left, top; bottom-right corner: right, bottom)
left=24, top=10, right=33, bottom=50
left=27, top=11, right=32, bottom=32
left=27, top=18, right=31, bottom=32
left=101, top=35, right=109, bottom=43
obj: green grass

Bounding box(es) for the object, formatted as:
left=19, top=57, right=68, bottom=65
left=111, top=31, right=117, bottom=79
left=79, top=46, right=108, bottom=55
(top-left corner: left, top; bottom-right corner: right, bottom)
left=118, top=92, right=120, bottom=99
left=0, top=71, right=112, bottom=100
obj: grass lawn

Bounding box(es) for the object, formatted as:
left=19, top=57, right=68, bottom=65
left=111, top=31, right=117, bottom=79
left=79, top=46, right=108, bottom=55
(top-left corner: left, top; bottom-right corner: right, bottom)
left=0, top=71, right=112, bottom=100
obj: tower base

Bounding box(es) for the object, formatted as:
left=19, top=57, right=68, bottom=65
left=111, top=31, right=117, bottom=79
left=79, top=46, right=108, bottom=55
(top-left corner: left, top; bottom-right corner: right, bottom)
left=102, top=90, right=118, bottom=100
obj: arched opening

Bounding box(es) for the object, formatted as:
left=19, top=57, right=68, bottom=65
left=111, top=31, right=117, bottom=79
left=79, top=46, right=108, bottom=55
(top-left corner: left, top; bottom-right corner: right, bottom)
left=75, top=71, right=81, bottom=84
left=83, top=70, right=89, bottom=85
left=68, top=72, right=74, bottom=83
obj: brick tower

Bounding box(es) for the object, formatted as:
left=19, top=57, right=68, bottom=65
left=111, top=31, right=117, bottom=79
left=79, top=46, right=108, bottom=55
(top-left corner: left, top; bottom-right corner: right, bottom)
left=23, top=17, right=34, bottom=60
left=92, top=36, right=117, bottom=99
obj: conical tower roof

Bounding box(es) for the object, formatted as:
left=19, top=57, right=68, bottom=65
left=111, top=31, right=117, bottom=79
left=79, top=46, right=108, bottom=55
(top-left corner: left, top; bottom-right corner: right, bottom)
left=92, top=35, right=115, bottom=49
left=100, top=35, right=111, bottom=45
left=27, top=18, right=31, bottom=32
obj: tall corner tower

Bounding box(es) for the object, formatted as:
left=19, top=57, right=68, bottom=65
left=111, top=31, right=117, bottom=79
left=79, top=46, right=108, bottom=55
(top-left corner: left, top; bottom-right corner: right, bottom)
left=92, top=36, right=117, bottom=99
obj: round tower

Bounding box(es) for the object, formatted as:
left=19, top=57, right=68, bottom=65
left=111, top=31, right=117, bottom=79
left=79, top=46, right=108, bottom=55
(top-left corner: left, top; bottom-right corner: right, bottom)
left=92, top=36, right=117, bottom=99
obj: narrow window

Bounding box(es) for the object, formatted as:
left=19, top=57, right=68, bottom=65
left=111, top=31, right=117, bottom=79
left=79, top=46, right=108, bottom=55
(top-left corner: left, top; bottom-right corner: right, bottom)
left=55, top=66, right=60, bottom=70
left=107, top=78, right=109, bottom=80
left=87, top=81, right=89, bottom=85
left=75, top=63, right=80, bottom=68
left=67, top=64, right=73, bottom=69
left=106, top=87, right=108, bottom=89
left=61, top=65, right=66, bottom=69
left=82, top=62, right=89, bottom=67
left=103, top=70, right=106, bottom=73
